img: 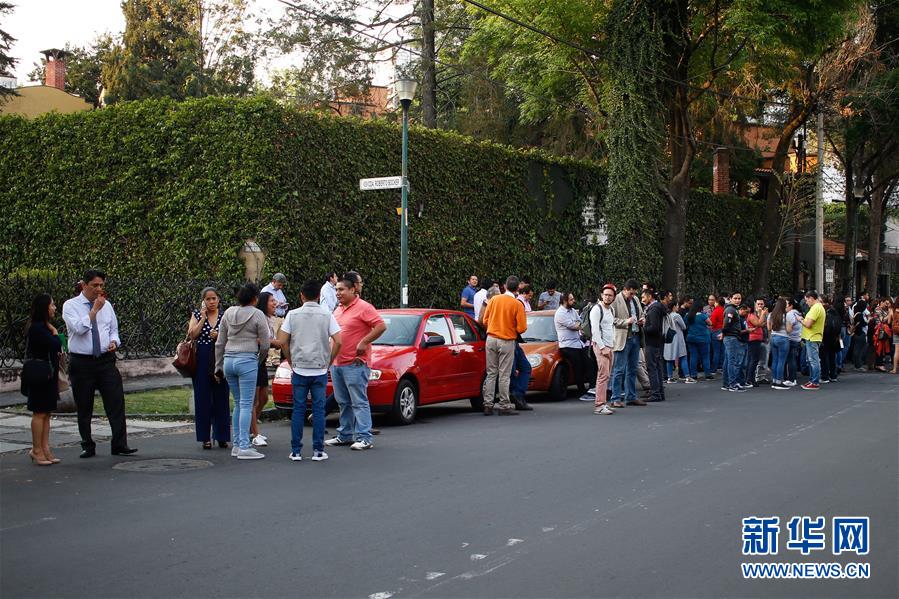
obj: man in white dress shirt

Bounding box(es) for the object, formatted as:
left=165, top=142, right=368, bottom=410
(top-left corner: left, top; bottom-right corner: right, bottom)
left=319, top=272, right=338, bottom=312
left=62, top=269, right=137, bottom=458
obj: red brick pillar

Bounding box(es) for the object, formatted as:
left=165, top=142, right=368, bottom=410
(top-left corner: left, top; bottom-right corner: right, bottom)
left=712, top=148, right=731, bottom=194
left=44, top=56, right=67, bottom=91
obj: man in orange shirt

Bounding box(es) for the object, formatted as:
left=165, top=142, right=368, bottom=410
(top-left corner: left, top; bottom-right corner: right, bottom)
left=481, top=275, right=528, bottom=415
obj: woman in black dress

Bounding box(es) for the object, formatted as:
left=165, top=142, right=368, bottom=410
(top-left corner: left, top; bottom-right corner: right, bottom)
left=26, top=293, right=62, bottom=465
left=187, top=287, right=230, bottom=450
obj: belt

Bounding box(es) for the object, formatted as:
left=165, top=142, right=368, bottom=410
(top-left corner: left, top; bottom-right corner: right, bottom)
left=70, top=352, right=113, bottom=359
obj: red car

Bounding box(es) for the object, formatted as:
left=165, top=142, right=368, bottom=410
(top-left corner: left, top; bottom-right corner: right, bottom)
left=272, top=308, right=487, bottom=424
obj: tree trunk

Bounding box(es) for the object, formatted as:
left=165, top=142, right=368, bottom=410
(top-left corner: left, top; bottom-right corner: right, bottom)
left=841, top=167, right=859, bottom=297
left=662, top=188, right=688, bottom=294
left=420, top=0, right=437, bottom=128
left=865, top=184, right=885, bottom=297
left=752, top=104, right=811, bottom=294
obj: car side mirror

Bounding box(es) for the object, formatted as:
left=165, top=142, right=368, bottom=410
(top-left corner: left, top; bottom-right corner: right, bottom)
left=423, top=334, right=446, bottom=347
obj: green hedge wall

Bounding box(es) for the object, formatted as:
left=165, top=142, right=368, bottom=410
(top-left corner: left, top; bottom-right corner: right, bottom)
left=0, top=96, right=789, bottom=308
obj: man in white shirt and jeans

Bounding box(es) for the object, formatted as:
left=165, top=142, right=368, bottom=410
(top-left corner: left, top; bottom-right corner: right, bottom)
left=590, top=284, right=617, bottom=415
left=62, top=269, right=137, bottom=458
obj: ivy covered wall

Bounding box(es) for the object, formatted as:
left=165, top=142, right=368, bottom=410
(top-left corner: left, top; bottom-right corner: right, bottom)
left=0, top=96, right=789, bottom=308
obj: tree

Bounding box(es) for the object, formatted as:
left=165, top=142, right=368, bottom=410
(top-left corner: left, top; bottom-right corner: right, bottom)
left=103, top=0, right=260, bottom=104
left=0, top=1, right=17, bottom=98
left=27, top=36, right=117, bottom=107
left=103, top=0, right=203, bottom=103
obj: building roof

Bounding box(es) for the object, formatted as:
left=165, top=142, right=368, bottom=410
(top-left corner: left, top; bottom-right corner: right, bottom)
left=824, top=238, right=868, bottom=259
left=0, top=85, right=91, bottom=118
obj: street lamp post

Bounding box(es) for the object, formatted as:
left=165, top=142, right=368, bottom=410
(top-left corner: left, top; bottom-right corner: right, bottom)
left=395, top=78, right=417, bottom=308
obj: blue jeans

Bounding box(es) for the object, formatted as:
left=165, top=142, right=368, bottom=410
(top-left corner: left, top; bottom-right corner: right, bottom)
left=770, top=335, right=789, bottom=384
left=611, top=335, right=640, bottom=402
left=291, top=372, right=327, bottom=454
left=838, top=327, right=851, bottom=367
left=800, top=342, right=809, bottom=375
left=331, top=363, right=373, bottom=443
left=510, top=343, right=531, bottom=396
left=224, top=352, right=259, bottom=450
left=786, top=340, right=800, bottom=382
left=666, top=357, right=688, bottom=379
left=687, top=341, right=711, bottom=378
left=723, top=337, right=746, bottom=389
left=711, top=334, right=724, bottom=371
left=722, top=337, right=730, bottom=387
left=805, top=341, right=821, bottom=384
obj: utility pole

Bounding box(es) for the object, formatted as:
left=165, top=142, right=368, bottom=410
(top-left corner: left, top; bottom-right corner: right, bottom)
left=815, top=110, right=824, bottom=291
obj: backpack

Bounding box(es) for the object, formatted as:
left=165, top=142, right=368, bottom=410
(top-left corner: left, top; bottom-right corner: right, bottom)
left=579, top=302, right=596, bottom=342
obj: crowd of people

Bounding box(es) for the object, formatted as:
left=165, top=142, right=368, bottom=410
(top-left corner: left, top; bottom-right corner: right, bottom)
left=19, top=267, right=899, bottom=465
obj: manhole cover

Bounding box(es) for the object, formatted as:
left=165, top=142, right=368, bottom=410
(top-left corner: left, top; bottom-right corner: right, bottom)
left=112, top=458, right=213, bottom=473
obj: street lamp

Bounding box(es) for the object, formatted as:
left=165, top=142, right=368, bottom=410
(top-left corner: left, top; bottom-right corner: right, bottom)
left=395, top=78, right=417, bottom=308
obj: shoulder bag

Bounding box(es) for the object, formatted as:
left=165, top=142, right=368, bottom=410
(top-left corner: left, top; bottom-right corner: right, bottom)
left=172, top=336, right=197, bottom=377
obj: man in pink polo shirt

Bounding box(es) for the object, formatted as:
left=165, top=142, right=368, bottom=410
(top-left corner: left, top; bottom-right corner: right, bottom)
left=324, top=273, right=386, bottom=451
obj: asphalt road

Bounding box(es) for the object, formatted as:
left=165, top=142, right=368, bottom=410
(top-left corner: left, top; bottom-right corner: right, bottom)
left=1, top=372, right=897, bottom=599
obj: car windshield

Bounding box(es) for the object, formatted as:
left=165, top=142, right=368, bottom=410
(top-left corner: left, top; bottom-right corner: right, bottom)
left=521, top=315, right=558, bottom=343
left=373, top=314, right=421, bottom=346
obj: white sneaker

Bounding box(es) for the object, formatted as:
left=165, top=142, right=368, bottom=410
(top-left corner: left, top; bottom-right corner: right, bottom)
left=684, top=377, right=697, bottom=384
left=288, top=452, right=302, bottom=461
left=237, top=448, right=265, bottom=460
left=783, top=380, right=797, bottom=387
left=324, top=437, right=353, bottom=447
left=252, top=435, right=268, bottom=447
left=350, top=439, right=373, bottom=451
left=255, top=434, right=267, bottom=442
left=231, top=445, right=239, bottom=457
left=311, top=450, right=329, bottom=461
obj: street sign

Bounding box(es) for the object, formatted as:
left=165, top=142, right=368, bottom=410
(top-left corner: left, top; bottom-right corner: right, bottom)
left=360, top=176, right=402, bottom=190
left=825, top=268, right=834, bottom=283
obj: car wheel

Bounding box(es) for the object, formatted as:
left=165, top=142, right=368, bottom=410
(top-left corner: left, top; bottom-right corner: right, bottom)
left=391, top=379, right=418, bottom=425
left=470, top=374, right=487, bottom=411
left=548, top=363, right=569, bottom=401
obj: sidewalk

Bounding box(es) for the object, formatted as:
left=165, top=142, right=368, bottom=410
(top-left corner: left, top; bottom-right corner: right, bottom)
left=0, top=411, right=193, bottom=454
left=0, top=374, right=190, bottom=408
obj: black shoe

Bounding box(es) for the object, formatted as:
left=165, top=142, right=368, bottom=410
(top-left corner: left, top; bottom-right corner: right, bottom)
left=111, top=447, right=138, bottom=456
left=217, top=441, right=229, bottom=449
left=511, top=394, right=533, bottom=411
left=79, top=448, right=96, bottom=459
left=202, top=442, right=212, bottom=450
left=371, top=428, right=381, bottom=436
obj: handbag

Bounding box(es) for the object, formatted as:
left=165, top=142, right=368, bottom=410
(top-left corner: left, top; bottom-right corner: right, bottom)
left=172, top=336, right=197, bottom=377
left=57, top=352, right=70, bottom=393
left=664, top=314, right=677, bottom=344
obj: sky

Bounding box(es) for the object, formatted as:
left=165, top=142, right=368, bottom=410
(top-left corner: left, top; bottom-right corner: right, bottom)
left=5, top=0, right=125, bottom=84
left=4, top=0, right=396, bottom=86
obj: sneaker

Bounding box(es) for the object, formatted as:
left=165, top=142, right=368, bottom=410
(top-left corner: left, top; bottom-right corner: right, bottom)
left=684, top=377, right=697, bottom=384
left=665, top=378, right=677, bottom=384
left=771, top=383, right=790, bottom=390
left=311, top=450, right=329, bottom=461
left=801, top=382, right=820, bottom=391
left=236, top=448, right=265, bottom=460
left=739, top=383, right=753, bottom=390
left=587, top=387, right=597, bottom=395
left=783, top=380, right=797, bottom=387
left=255, top=434, right=268, bottom=442
left=704, top=375, right=715, bottom=381
left=821, top=379, right=831, bottom=384
left=350, top=439, right=373, bottom=451
left=288, top=452, right=303, bottom=461
left=252, top=435, right=268, bottom=447
left=728, top=386, right=747, bottom=393
left=594, top=405, right=615, bottom=415
left=324, top=437, right=353, bottom=446
left=721, top=386, right=729, bottom=391
left=231, top=445, right=239, bottom=457
left=578, top=393, right=594, bottom=401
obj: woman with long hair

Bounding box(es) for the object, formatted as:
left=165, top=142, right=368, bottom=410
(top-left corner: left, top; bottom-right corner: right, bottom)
left=685, top=299, right=712, bottom=381
left=784, top=297, right=803, bottom=386
left=24, top=293, right=62, bottom=465
left=768, top=297, right=790, bottom=389
left=215, top=284, right=270, bottom=460
left=187, top=287, right=230, bottom=450
left=250, top=291, right=285, bottom=447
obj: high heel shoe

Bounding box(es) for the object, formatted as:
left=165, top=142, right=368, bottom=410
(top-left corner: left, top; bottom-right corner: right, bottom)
left=47, top=455, right=61, bottom=464
left=202, top=441, right=212, bottom=450
left=29, top=451, right=53, bottom=466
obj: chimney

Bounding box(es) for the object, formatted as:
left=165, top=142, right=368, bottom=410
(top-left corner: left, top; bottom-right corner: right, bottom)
left=40, top=48, right=72, bottom=91
left=712, top=147, right=731, bottom=195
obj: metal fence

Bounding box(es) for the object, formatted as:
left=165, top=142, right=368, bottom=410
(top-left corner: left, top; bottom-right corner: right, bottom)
left=1, top=274, right=245, bottom=370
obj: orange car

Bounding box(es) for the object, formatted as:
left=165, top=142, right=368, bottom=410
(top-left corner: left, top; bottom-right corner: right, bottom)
left=520, top=310, right=584, bottom=400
